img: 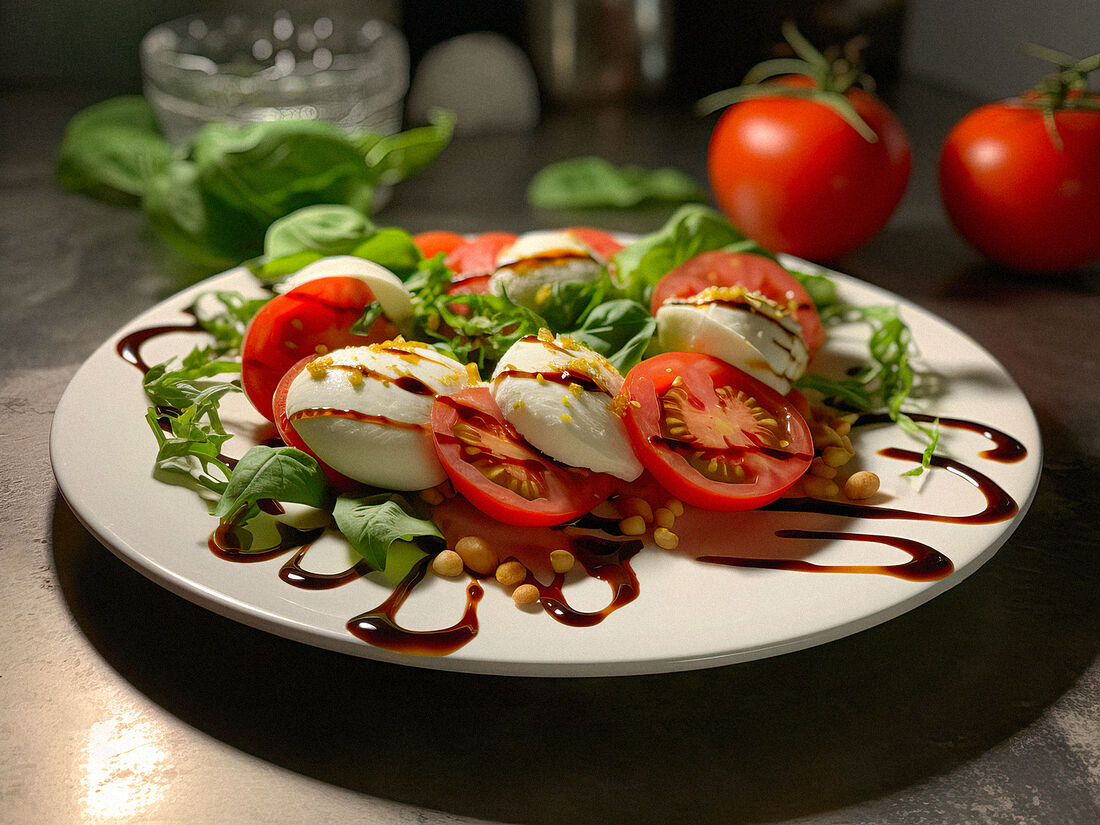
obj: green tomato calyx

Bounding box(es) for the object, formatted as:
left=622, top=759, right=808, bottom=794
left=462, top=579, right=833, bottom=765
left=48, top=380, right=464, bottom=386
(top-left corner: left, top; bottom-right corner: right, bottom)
left=696, top=20, right=879, bottom=143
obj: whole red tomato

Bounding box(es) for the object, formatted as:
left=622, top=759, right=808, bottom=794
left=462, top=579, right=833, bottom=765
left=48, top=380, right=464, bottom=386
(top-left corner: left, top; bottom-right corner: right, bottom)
left=703, top=25, right=911, bottom=263
left=939, top=92, right=1100, bottom=272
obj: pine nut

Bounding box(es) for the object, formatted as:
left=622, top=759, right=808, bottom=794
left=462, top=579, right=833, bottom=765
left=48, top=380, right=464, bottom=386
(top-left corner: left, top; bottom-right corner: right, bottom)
left=844, top=471, right=881, bottom=500
left=432, top=550, right=464, bottom=577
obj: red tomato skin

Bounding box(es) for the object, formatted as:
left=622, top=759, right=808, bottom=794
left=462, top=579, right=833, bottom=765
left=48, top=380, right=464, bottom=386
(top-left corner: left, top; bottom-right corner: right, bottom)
left=444, top=232, right=518, bottom=276
left=241, top=277, right=398, bottom=422
left=566, top=226, right=625, bottom=259
left=649, top=250, right=825, bottom=355
left=707, top=77, right=911, bottom=262
left=413, top=230, right=465, bottom=259
left=430, top=387, right=615, bottom=527
left=443, top=274, right=491, bottom=319
left=939, top=101, right=1100, bottom=272
left=621, top=353, right=812, bottom=511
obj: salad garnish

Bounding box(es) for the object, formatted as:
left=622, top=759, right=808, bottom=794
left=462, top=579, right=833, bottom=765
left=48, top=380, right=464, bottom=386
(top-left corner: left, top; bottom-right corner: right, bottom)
left=125, top=204, right=1012, bottom=654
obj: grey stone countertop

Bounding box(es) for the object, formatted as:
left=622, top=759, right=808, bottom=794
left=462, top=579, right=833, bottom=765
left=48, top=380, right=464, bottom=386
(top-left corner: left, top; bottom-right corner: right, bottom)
left=2, top=78, right=1097, bottom=824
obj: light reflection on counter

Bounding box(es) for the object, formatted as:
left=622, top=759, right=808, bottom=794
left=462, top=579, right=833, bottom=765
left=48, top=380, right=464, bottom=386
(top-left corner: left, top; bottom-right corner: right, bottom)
left=81, top=706, right=169, bottom=821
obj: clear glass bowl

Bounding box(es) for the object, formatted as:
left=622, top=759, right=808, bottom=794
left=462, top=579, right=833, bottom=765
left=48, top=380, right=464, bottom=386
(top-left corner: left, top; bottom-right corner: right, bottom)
left=140, top=11, right=409, bottom=143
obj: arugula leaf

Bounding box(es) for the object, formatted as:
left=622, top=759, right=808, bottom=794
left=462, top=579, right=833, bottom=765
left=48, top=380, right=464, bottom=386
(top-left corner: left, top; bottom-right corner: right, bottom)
left=332, top=493, right=443, bottom=572
left=146, top=400, right=237, bottom=495
left=404, top=250, right=454, bottom=302
left=422, top=292, right=549, bottom=373
left=55, top=96, right=174, bottom=206
left=192, top=290, right=270, bottom=353
left=214, top=445, right=333, bottom=524
left=143, top=363, right=240, bottom=495
left=527, top=156, right=705, bottom=209
left=612, top=204, right=763, bottom=303
left=142, top=348, right=242, bottom=410
left=797, top=303, right=940, bottom=472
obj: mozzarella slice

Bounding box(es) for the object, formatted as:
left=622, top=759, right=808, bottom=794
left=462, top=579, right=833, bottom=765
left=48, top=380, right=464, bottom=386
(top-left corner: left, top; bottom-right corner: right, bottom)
left=489, top=230, right=604, bottom=311
left=284, top=342, right=473, bottom=490
left=278, top=256, right=415, bottom=330
left=490, top=332, right=643, bottom=481
left=655, top=287, right=809, bottom=394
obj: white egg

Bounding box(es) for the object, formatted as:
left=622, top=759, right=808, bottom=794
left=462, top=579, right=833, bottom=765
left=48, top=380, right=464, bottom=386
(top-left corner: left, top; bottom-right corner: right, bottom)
left=284, top=342, right=473, bottom=489
left=655, top=287, right=809, bottom=394
left=277, top=256, right=415, bottom=332
left=490, top=333, right=643, bottom=481
left=488, top=230, right=604, bottom=311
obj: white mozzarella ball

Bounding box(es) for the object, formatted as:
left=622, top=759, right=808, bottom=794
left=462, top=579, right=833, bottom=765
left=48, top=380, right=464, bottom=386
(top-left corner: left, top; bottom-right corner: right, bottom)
left=277, top=256, right=415, bottom=331
left=655, top=289, right=809, bottom=394
left=284, top=342, right=472, bottom=490
left=488, top=230, right=604, bottom=311
left=490, top=333, right=642, bottom=481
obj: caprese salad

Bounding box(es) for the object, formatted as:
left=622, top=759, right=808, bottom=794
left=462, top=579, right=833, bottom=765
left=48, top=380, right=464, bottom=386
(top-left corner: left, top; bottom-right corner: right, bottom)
left=142, top=204, right=933, bottom=608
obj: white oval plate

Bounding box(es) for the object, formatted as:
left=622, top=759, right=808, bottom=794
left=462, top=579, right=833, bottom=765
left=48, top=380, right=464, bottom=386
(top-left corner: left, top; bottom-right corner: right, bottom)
left=50, top=259, right=1042, bottom=677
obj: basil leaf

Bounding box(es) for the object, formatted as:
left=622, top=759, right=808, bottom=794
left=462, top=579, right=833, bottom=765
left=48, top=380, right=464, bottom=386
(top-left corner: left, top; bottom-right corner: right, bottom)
left=214, top=445, right=332, bottom=523
left=57, top=98, right=453, bottom=269
left=350, top=226, right=425, bottom=279
left=332, top=493, right=443, bottom=572
left=527, top=156, right=704, bottom=210
left=192, top=120, right=377, bottom=222
left=252, top=209, right=425, bottom=282
left=789, top=267, right=839, bottom=311
left=265, top=203, right=375, bottom=260
left=55, top=95, right=173, bottom=206
left=142, top=158, right=264, bottom=268
left=612, top=204, right=758, bottom=303
left=364, top=109, right=456, bottom=185
left=569, top=299, right=657, bottom=373
left=535, top=278, right=609, bottom=332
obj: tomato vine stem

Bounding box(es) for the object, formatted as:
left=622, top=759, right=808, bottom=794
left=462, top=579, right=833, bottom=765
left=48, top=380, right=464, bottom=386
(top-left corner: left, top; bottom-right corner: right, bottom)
left=1014, top=45, right=1100, bottom=150
left=696, top=20, right=879, bottom=143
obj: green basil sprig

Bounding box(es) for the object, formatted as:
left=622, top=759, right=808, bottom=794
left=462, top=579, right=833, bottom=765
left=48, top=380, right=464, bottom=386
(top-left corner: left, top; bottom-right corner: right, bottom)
left=56, top=97, right=454, bottom=270
left=527, top=155, right=705, bottom=210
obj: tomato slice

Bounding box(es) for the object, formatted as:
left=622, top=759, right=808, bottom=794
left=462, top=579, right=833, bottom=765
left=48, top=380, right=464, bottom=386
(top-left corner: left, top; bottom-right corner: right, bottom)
left=443, top=273, right=491, bottom=318
left=444, top=232, right=518, bottom=277
left=430, top=386, right=616, bottom=526
left=271, top=356, right=359, bottom=492
left=650, top=250, right=825, bottom=355
left=413, top=230, right=465, bottom=259
left=621, top=352, right=813, bottom=511
left=445, top=274, right=491, bottom=296
left=566, top=226, right=625, bottom=259
left=241, top=276, right=399, bottom=422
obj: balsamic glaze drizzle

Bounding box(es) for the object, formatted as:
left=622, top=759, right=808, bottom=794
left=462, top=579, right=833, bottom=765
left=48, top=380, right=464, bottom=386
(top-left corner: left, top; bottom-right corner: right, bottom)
left=700, top=530, right=954, bottom=582
left=121, top=319, right=1028, bottom=657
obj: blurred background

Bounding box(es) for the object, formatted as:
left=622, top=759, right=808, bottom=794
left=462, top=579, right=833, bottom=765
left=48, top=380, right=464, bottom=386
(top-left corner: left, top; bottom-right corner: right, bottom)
left=2, top=0, right=1096, bottom=112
